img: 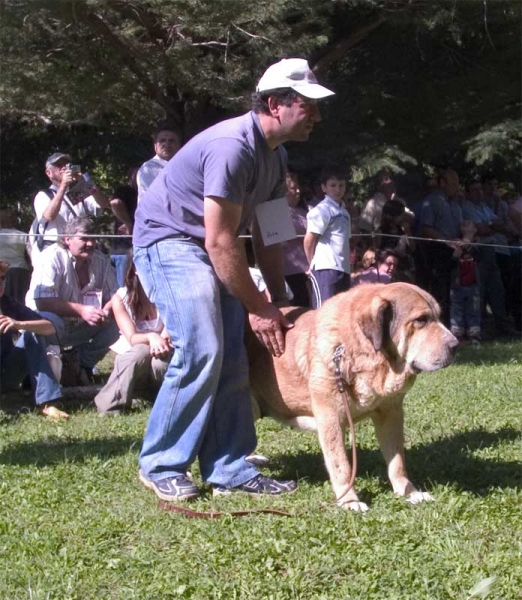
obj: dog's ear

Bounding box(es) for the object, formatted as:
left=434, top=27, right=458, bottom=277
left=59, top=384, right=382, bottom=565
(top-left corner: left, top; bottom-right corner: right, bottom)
left=359, top=295, right=392, bottom=351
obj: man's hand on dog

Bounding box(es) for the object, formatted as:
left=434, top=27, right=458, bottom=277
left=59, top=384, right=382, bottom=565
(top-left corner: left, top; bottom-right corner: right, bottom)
left=249, top=303, right=294, bottom=358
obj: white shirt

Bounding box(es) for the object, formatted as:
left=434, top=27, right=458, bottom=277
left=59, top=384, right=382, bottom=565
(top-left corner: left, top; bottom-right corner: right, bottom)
left=33, top=185, right=100, bottom=243
left=137, top=155, right=167, bottom=202
left=306, top=196, right=351, bottom=273
left=0, top=228, right=29, bottom=270
left=26, top=243, right=118, bottom=310
left=110, top=286, right=164, bottom=354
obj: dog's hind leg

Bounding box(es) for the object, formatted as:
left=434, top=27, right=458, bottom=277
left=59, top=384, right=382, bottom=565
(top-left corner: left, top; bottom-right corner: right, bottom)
left=314, top=406, right=369, bottom=513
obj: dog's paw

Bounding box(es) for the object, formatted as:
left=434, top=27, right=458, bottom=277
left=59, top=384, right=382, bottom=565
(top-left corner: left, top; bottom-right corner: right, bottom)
left=405, top=491, right=434, bottom=505
left=340, top=500, right=370, bottom=513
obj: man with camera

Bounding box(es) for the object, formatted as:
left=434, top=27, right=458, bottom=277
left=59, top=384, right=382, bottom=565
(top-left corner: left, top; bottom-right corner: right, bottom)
left=30, top=152, right=110, bottom=263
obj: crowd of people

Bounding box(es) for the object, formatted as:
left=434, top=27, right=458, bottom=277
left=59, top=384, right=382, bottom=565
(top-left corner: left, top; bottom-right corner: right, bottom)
left=0, top=57, right=521, bottom=503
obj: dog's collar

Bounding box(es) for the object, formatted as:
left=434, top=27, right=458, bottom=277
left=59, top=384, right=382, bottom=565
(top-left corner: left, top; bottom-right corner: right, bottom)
left=333, top=344, right=346, bottom=393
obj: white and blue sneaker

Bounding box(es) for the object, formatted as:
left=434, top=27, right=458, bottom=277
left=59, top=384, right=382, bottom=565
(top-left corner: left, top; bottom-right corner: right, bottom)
left=139, top=470, right=199, bottom=501
left=213, top=474, right=297, bottom=497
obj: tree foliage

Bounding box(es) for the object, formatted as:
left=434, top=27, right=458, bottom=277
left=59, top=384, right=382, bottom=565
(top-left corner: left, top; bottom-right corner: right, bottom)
left=1, top=0, right=520, bottom=211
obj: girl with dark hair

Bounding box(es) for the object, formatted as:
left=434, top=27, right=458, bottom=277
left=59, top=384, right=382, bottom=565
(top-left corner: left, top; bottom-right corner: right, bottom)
left=94, top=256, right=173, bottom=413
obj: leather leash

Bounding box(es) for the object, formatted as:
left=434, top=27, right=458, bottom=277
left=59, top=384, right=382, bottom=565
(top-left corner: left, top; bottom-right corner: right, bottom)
left=157, top=501, right=292, bottom=519
left=332, top=344, right=358, bottom=506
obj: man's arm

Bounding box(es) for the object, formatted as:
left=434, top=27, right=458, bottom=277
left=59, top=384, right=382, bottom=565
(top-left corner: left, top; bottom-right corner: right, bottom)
left=39, top=169, right=74, bottom=222
left=250, top=216, right=288, bottom=303
left=35, top=297, right=108, bottom=327
left=110, top=198, right=134, bottom=232
left=90, top=187, right=110, bottom=209
left=204, top=195, right=292, bottom=357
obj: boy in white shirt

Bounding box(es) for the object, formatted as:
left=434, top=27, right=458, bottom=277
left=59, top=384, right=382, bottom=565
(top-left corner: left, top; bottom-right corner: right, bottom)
left=304, top=167, right=351, bottom=308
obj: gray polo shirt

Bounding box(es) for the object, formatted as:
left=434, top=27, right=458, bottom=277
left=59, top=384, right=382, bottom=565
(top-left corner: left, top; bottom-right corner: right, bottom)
left=133, top=111, right=287, bottom=246
left=420, top=190, right=462, bottom=239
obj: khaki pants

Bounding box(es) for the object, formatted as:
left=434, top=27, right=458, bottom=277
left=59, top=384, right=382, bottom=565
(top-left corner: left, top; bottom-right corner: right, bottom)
left=94, top=344, right=171, bottom=413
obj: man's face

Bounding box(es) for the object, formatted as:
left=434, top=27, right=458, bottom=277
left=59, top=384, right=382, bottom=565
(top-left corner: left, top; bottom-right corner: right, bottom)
left=45, top=158, right=70, bottom=184
left=441, top=172, right=460, bottom=199
left=468, top=183, right=483, bottom=204
left=379, top=177, right=396, bottom=199
left=483, top=179, right=498, bottom=197
left=154, top=131, right=181, bottom=161
left=276, top=95, right=321, bottom=142
left=65, top=233, right=95, bottom=260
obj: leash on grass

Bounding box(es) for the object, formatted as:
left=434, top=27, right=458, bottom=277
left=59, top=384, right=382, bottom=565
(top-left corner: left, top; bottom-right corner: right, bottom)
left=332, top=344, right=358, bottom=506
left=157, top=501, right=292, bottom=519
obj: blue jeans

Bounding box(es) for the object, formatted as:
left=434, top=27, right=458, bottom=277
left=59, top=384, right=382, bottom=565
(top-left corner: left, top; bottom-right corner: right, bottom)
left=111, top=254, right=129, bottom=288
left=0, top=331, right=61, bottom=405
left=38, top=313, right=119, bottom=369
left=133, top=238, right=258, bottom=487
left=450, top=284, right=481, bottom=338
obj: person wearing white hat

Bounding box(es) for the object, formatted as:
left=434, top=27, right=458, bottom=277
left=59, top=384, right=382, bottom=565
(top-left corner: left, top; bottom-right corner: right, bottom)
left=132, top=58, right=334, bottom=502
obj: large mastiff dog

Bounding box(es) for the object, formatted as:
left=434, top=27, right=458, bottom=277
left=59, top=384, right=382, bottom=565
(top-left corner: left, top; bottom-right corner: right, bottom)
left=247, top=282, right=458, bottom=512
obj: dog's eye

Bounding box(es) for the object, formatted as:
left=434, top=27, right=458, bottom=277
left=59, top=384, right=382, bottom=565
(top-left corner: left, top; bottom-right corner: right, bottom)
left=414, top=316, right=429, bottom=327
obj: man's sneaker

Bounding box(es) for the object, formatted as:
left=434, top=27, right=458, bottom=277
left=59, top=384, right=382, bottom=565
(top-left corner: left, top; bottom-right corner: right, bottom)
left=139, top=470, right=199, bottom=501
left=213, top=474, right=297, bottom=497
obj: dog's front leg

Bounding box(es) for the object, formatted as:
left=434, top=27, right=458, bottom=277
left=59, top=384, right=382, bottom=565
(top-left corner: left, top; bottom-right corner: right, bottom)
left=314, top=407, right=369, bottom=513
left=371, top=400, right=434, bottom=505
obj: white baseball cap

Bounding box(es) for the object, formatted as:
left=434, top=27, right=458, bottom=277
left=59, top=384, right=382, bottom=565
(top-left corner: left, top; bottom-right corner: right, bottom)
left=256, top=58, right=335, bottom=99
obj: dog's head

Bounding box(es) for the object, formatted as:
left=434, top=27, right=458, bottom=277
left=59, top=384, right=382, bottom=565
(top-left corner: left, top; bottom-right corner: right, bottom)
left=357, top=283, right=458, bottom=373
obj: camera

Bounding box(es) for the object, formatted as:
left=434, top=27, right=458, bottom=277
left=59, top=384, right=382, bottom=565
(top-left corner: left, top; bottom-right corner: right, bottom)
left=67, top=163, right=82, bottom=174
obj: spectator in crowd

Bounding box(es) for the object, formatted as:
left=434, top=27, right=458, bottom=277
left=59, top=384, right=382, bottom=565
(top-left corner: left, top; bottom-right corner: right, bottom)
left=132, top=57, right=334, bottom=501
left=380, top=205, right=416, bottom=281
left=304, top=166, right=351, bottom=308
left=448, top=220, right=481, bottom=344
left=94, top=259, right=172, bottom=413
left=419, top=168, right=463, bottom=326
left=358, top=170, right=405, bottom=248
left=26, top=216, right=119, bottom=385
left=109, top=168, right=139, bottom=286
left=0, top=260, right=66, bottom=419
left=0, top=209, right=31, bottom=303
left=508, top=193, right=522, bottom=332
left=351, top=248, right=399, bottom=286
left=136, top=124, right=182, bottom=203
left=305, top=175, right=325, bottom=210
left=282, top=170, right=310, bottom=306
left=462, top=180, right=514, bottom=336
left=30, top=153, right=110, bottom=264
left=483, top=177, right=519, bottom=328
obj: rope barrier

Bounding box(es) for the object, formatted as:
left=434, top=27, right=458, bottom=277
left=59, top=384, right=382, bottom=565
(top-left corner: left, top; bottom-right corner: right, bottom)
left=0, top=230, right=519, bottom=250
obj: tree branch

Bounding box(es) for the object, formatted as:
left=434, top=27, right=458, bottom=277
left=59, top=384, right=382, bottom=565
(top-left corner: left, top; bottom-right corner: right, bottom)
left=310, top=14, right=387, bottom=77
left=80, top=10, right=171, bottom=112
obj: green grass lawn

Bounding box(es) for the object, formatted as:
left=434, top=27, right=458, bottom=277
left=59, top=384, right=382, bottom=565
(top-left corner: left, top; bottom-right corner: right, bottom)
left=1, top=340, right=521, bottom=600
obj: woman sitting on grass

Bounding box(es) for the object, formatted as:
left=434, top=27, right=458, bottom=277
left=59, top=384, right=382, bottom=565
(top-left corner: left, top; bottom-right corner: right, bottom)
left=94, top=258, right=173, bottom=413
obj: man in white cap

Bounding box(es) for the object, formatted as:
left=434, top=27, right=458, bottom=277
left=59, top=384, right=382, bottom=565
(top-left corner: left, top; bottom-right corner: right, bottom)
left=132, top=57, right=334, bottom=502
